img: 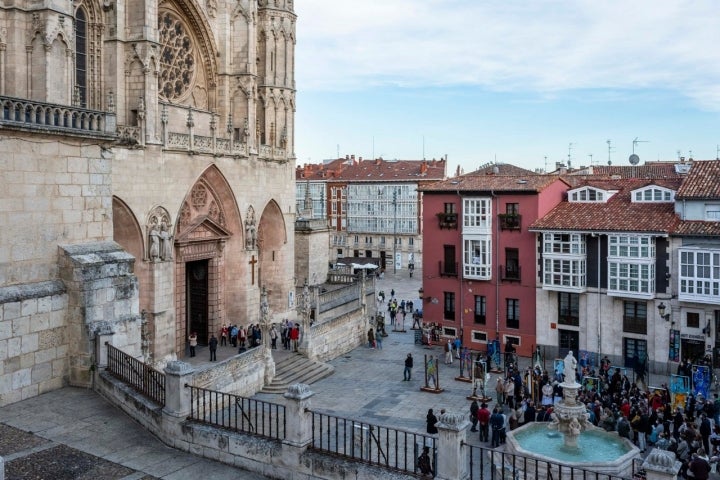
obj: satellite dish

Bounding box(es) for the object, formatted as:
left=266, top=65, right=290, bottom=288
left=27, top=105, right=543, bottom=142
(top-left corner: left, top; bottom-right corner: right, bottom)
left=629, top=154, right=640, bottom=165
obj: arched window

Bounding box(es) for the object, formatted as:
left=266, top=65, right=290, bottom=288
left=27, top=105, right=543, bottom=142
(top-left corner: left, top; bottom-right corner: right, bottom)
left=75, top=7, right=87, bottom=107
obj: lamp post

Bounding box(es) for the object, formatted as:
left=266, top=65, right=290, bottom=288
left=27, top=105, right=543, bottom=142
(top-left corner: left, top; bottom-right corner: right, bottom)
left=658, top=302, right=671, bottom=322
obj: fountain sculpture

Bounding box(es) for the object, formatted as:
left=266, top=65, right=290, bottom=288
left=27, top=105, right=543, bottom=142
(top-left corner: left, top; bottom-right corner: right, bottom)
left=546, top=351, right=593, bottom=448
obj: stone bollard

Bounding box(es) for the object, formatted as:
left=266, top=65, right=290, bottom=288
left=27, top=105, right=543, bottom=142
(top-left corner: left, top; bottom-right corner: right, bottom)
left=94, top=324, right=115, bottom=370
left=435, top=412, right=470, bottom=480
left=281, top=384, right=314, bottom=469
left=163, top=361, right=194, bottom=419
left=641, top=448, right=681, bottom=480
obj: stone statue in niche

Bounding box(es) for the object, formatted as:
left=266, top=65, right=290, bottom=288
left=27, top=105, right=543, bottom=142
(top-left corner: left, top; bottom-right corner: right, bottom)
left=149, top=225, right=160, bottom=261
left=245, top=207, right=257, bottom=250
left=160, top=222, right=173, bottom=261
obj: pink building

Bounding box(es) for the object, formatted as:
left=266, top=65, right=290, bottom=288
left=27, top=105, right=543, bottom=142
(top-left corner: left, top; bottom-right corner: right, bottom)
left=419, top=166, right=569, bottom=358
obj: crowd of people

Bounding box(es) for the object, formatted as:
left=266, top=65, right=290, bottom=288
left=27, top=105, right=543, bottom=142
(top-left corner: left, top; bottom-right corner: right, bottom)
left=464, top=353, right=720, bottom=479
left=215, top=320, right=302, bottom=353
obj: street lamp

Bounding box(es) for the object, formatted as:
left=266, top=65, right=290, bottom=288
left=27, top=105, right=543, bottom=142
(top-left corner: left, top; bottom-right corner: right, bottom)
left=658, top=302, right=671, bottom=322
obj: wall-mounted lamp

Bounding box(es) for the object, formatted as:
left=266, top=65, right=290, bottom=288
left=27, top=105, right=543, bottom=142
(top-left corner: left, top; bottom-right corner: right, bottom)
left=658, top=302, right=671, bottom=322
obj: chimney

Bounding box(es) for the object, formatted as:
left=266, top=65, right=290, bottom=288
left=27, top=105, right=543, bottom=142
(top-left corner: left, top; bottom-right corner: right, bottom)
left=375, top=158, right=381, bottom=166
left=345, top=155, right=349, bottom=160
left=420, top=161, right=428, bottom=174
left=359, top=156, right=363, bottom=161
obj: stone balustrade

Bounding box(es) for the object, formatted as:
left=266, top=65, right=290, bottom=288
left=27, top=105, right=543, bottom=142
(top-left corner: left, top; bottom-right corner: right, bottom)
left=0, top=95, right=116, bottom=137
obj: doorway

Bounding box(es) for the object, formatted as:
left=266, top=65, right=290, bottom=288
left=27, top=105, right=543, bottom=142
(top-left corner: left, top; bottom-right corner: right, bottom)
left=186, top=259, right=209, bottom=345
left=558, top=329, right=579, bottom=358
left=681, top=339, right=706, bottom=364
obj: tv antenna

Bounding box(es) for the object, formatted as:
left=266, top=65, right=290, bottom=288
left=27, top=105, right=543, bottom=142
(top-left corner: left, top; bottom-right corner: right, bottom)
left=606, top=139, right=614, bottom=165
left=629, top=137, right=648, bottom=166
left=568, top=142, right=574, bottom=166
left=588, top=153, right=594, bottom=166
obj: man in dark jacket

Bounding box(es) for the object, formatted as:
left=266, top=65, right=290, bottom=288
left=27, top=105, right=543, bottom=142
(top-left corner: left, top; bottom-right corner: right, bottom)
left=209, top=334, right=218, bottom=361
left=490, top=408, right=504, bottom=448
left=469, top=400, right=479, bottom=432
left=700, top=413, right=712, bottom=455
left=524, top=401, right=536, bottom=424
left=404, top=353, right=414, bottom=381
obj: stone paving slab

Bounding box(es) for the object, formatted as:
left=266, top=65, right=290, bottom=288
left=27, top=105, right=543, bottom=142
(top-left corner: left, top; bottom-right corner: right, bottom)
left=5, top=444, right=137, bottom=480
left=0, top=425, right=48, bottom=457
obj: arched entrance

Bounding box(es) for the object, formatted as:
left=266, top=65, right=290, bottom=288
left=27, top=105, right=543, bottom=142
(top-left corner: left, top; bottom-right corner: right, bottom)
left=257, top=200, right=287, bottom=314
left=174, top=167, right=241, bottom=356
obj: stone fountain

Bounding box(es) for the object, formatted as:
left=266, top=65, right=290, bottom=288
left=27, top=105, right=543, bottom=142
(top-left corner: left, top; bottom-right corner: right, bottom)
left=503, top=351, right=640, bottom=479
left=546, top=351, right=592, bottom=448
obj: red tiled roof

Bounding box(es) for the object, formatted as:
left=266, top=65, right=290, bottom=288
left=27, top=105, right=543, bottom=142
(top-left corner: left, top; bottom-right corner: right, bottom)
left=583, top=163, right=683, bottom=179
left=530, top=178, right=682, bottom=233
left=420, top=174, right=565, bottom=193
left=676, top=160, right=720, bottom=199
left=674, top=221, right=720, bottom=236
left=465, top=163, right=538, bottom=176
left=296, top=158, right=446, bottom=182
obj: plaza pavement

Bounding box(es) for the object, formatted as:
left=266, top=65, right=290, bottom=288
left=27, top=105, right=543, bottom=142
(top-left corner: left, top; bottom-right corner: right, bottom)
left=1, top=268, right=679, bottom=479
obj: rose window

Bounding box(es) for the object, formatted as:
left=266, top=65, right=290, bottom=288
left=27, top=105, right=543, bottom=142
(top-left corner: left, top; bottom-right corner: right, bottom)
left=158, top=11, right=196, bottom=101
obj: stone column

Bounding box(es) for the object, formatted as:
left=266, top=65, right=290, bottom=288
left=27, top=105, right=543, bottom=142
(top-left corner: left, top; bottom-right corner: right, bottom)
left=436, top=412, right=470, bottom=480
left=163, top=361, right=194, bottom=419
left=281, top=384, right=313, bottom=469
left=641, top=449, right=680, bottom=480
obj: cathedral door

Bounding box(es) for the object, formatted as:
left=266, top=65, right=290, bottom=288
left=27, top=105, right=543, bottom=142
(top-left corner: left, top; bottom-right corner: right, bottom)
left=187, top=259, right=209, bottom=345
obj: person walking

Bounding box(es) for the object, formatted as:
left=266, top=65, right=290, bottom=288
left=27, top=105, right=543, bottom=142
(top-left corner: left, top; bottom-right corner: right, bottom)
left=368, top=328, right=375, bottom=349
left=404, top=353, right=414, bottom=381
left=188, top=332, right=197, bottom=357
left=495, top=377, right=505, bottom=405
left=269, top=324, right=278, bottom=349
left=209, top=334, right=218, bottom=361
left=220, top=324, right=228, bottom=346
left=444, top=339, right=453, bottom=364
left=376, top=331, right=383, bottom=350
left=470, top=400, right=479, bottom=432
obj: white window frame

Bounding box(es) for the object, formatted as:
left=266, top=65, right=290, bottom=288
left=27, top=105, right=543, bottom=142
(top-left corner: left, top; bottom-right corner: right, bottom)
left=471, top=330, right=488, bottom=343
left=679, top=248, right=720, bottom=304
left=542, top=233, right=587, bottom=292
left=568, top=187, right=609, bottom=203
left=463, top=236, right=492, bottom=280
left=705, top=204, right=720, bottom=221
left=463, top=198, right=492, bottom=233
left=632, top=186, right=675, bottom=203
left=608, top=235, right=656, bottom=298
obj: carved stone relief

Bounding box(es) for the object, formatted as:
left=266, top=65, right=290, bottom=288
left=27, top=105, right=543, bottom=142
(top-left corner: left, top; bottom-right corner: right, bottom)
left=244, top=205, right=257, bottom=250
left=147, top=206, right=173, bottom=262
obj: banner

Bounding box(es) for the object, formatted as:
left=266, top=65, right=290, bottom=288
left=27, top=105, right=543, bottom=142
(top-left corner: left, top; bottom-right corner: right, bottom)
left=692, top=365, right=710, bottom=399
left=669, top=374, right=690, bottom=411
left=669, top=329, right=680, bottom=362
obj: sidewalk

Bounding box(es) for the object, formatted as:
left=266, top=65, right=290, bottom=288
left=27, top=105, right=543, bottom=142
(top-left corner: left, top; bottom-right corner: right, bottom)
left=0, top=388, right=270, bottom=479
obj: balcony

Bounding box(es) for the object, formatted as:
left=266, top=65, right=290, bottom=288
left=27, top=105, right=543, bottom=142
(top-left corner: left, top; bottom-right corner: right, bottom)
left=499, top=214, right=522, bottom=231
left=439, top=261, right=459, bottom=277
left=436, top=212, right=458, bottom=230
left=0, top=95, right=116, bottom=138
left=500, top=265, right=521, bottom=282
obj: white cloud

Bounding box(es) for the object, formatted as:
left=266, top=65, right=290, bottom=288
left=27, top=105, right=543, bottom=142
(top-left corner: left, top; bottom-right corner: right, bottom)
left=295, top=0, right=720, bottom=108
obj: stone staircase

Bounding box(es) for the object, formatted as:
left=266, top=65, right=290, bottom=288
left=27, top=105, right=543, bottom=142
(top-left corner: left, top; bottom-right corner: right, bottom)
left=261, top=353, right=335, bottom=394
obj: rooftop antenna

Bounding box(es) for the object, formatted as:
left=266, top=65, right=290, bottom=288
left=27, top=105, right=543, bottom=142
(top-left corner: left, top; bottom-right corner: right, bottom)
left=606, top=139, right=614, bottom=165
left=337, top=144, right=340, bottom=159
left=629, top=137, right=648, bottom=177
left=568, top=142, right=574, bottom=166
left=716, top=145, right=719, bottom=160
left=544, top=155, right=548, bottom=173
left=688, top=149, right=693, bottom=159
left=677, top=150, right=683, bottom=161
left=422, top=135, right=425, bottom=160
left=588, top=153, right=594, bottom=166
left=372, top=136, right=375, bottom=160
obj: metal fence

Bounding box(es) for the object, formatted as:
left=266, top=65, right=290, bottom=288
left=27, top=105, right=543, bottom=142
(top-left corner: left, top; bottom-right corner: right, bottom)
left=310, top=411, right=437, bottom=476
left=187, top=385, right=286, bottom=441
left=466, top=444, right=644, bottom=480
left=105, top=342, right=166, bottom=406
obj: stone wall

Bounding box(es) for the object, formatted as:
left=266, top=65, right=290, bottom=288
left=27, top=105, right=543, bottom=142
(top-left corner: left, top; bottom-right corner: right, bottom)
left=308, top=306, right=368, bottom=363
left=0, top=136, right=112, bottom=286
left=189, top=346, right=267, bottom=396
left=58, top=242, right=141, bottom=387
left=0, top=281, right=68, bottom=406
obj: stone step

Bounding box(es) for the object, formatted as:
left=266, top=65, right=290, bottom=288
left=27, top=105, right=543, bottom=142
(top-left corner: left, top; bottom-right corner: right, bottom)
left=261, top=354, right=334, bottom=394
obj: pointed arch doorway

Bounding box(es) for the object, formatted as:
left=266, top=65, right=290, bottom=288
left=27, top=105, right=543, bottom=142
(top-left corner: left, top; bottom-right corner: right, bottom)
left=186, top=259, right=209, bottom=344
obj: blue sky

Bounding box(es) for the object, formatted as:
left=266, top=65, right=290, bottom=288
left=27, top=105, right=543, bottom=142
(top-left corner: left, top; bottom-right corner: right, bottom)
left=293, top=1, right=720, bottom=175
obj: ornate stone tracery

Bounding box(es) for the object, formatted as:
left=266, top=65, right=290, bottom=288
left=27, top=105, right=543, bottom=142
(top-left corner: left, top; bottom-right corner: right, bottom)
left=158, top=10, right=196, bottom=101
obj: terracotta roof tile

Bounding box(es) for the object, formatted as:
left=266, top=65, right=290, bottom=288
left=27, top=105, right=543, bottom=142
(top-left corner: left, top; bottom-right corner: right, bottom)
left=465, top=163, right=538, bottom=176
left=296, top=158, right=446, bottom=182
left=420, top=174, right=565, bottom=193
left=674, top=221, right=720, bottom=236
left=530, top=178, right=682, bottom=233
left=676, top=160, right=720, bottom=199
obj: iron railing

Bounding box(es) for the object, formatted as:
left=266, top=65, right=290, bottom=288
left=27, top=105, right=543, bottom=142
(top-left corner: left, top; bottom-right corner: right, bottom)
left=187, top=385, right=286, bottom=441
left=105, top=342, right=165, bottom=406
left=466, top=444, right=642, bottom=480
left=310, top=411, right=437, bottom=476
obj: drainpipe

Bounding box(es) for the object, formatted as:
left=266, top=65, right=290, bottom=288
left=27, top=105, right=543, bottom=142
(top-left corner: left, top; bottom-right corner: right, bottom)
left=492, top=190, right=500, bottom=336
left=596, top=233, right=602, bottom=357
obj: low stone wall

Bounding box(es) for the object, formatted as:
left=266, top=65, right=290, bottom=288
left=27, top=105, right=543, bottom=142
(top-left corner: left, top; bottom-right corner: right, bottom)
left=189, top=346, right=267, bottom=396
left=308, top=308, right=367, bottom=362
left=0, top=281, right=68, bottom=407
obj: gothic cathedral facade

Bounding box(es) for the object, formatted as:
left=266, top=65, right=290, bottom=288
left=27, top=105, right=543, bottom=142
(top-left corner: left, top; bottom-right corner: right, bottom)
left=0, top=0, right=297, bottom=405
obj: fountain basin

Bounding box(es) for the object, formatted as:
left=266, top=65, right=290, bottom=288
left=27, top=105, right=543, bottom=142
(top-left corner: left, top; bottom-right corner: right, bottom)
left=504, top=422, right=640, bottom=479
